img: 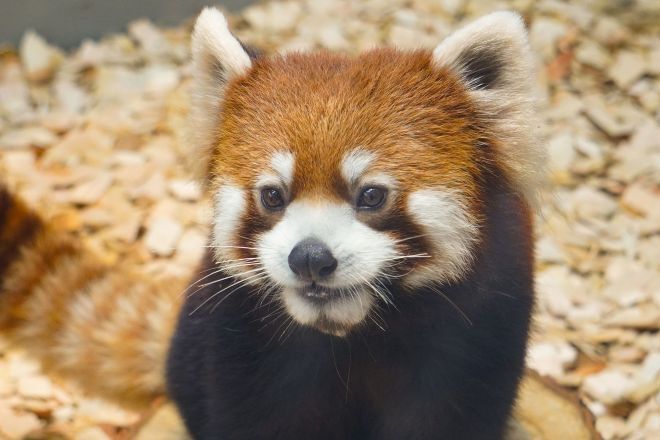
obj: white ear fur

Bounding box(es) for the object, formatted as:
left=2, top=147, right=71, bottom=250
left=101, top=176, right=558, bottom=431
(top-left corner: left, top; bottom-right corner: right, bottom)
left=189, top=7, right=252, bottom=181
left=433, top=11, right=544, bottom=204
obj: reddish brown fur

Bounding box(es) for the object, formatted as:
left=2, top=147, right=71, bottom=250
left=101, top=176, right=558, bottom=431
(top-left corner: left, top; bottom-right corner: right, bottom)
left=0, top=184, right=183, bottom=409
left=0, top=187, right=43, bottom=281
left=210, top=49, right=497, bottom=274
left=0, top=35, right=533, bottom=420
left=214, top=49, right=482, bottom=197
left=1, top=13, right=539, bottom=427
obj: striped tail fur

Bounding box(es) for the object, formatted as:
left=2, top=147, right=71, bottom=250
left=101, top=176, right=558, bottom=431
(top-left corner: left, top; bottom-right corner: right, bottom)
left=0, top=183, right=185, bottom=409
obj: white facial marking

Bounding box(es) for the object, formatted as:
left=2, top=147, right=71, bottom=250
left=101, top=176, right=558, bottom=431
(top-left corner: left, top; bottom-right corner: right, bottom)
left=212, top=184, right=246, bottom=263
left=258, top=200, right=397, bottom=329
left=362, top=172, right=398, bottom=190
left=405, top=189, right=479, bottom=286
left=341, top=149, right=375, bottom=186
left=255, top=151, right=295, bottom=191
left=259, top=201, right=396, bottom=287
left=324, top=293, right=374, bottom=326
left=281, top=288, right=319, bottom=325
left=271, top=151, right=295, bottom=188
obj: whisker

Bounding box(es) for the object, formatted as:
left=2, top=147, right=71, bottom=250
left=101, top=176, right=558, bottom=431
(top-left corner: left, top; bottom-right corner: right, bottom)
left=203, top=245, right=262, bottom=250
left=278, top=316, right=297, bottom=344
left=217, top=257, right=261, bottom=264
left=180, top=268, right=226, bottom=298
left=188, top=271, right=268, bottom=316
left=256, top=303, right=288, bottom=325
left=374, top=277, right=397, bottom=310
left=363, top=254, right=431, bottom=262
left=330, top=338, right=349, bottom=394
left=428, top=285, right=473, bottom=326
left=210, top=274, right=271, bottom=313
left=368, top=309, right=386, bottom=332
left=216, top=261, right=262, bottom=272
left=391, top=234, right=429, bottom=244
left=181, top=260, right=264, bottom=298
left=248, top=292, right=283, bottom=318
left=248, top=281, right=280, bottom=314
left=357, top=273, right=394, bottom=308
left=266, top=315, right=293, bottom=347
left=198, top=266, right=265, bottom=287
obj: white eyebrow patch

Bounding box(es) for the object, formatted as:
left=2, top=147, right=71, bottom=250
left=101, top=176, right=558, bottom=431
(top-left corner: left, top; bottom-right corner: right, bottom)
left=271, top=151, right=295, bottom=187
left=341, top=149, right=375, bottom=185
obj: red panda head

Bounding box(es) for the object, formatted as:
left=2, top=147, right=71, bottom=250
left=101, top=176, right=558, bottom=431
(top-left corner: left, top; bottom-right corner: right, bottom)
left=189, top=8, right=542, bottom=335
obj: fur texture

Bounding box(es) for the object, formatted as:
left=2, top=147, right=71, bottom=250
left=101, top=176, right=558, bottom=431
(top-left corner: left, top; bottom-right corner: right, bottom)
left=189, top=7, right=254, bottom=180
left=432, top=11, right=544, bottom=204
left=190, top=10, right=541, bottom=333
left=0, top=184, right=183, bottom=409
left=0, top=8, right=542, bottom=440
left=168, top=171, right=534, bottom=439
left=168, top=8, right=540, bottom=440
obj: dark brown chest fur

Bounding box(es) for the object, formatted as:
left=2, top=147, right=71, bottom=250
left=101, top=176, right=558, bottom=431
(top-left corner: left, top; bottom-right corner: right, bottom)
left=167, top=172, right=534, bottom=440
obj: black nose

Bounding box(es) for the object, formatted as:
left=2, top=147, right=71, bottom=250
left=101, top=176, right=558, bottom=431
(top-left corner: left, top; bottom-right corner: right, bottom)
left=288, top=238, right=338, bottom=280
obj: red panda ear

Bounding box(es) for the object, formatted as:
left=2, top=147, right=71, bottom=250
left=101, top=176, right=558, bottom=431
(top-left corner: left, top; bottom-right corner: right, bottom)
left=189, top=7, right=252, bottom=182
left=432, top=11, right=532, bottom=92
left=432, top=11, right=544, bottom=205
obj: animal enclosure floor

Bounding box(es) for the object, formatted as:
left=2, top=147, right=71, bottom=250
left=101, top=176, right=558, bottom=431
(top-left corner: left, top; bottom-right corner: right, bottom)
left=0, top=0, right=659, bottom=438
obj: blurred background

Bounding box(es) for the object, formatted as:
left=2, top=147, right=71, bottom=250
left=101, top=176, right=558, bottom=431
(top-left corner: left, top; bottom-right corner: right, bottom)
left=0, top=0, right=252, bottom=48
left=0, top=0, right=659, bottom=439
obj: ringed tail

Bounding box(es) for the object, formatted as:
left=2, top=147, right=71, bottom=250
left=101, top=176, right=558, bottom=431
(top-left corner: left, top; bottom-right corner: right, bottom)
left=0, top=183, right=184, bottom=409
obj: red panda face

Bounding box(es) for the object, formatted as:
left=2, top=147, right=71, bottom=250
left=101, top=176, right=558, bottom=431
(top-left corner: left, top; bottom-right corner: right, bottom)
left=190, top=9, right=541, bottom=335
left=209, top=51, right=482, bottom=334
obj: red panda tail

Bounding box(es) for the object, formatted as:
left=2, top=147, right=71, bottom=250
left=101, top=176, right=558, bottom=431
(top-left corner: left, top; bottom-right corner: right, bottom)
left=0, top=183, right=184, bottom=409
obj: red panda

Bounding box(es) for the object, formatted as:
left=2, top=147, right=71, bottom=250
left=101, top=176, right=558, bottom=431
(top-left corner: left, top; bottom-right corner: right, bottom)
left=167, top=7, right=542, bottom=439
left=1, top=6, right=543, bottom=439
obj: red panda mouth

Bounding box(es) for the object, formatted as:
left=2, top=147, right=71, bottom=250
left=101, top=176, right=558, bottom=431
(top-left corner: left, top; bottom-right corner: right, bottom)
left=297, top=283, right=345, bottom=304
left=293, top=282, right=372, bottom=336
left=281, top=281, right=377, bottom=335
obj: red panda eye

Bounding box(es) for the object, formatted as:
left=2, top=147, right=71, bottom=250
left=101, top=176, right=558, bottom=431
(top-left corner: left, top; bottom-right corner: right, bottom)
left=261, top=188, right=285, bottom=210
left=357, top=187, right=387, bottom=210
